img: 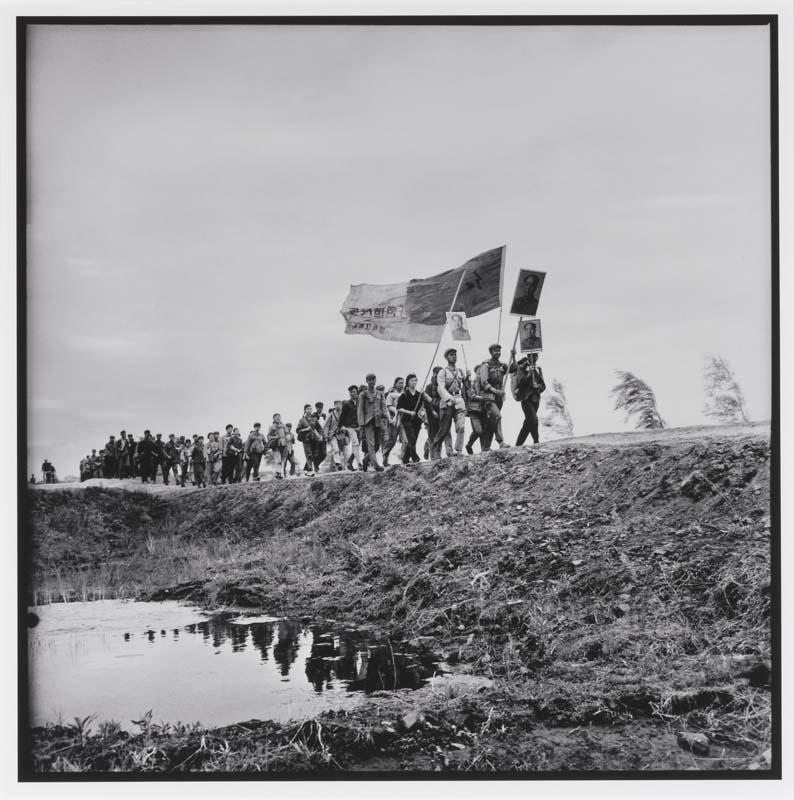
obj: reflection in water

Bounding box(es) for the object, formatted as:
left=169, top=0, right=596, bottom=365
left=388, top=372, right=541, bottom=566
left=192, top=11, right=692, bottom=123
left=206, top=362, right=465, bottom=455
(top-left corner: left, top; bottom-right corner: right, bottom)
left=29, top=601, right=442, bottom=731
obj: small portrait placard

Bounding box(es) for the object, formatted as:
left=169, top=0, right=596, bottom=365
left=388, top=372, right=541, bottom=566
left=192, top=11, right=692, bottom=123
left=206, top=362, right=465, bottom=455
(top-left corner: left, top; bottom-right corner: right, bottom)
left=446, top=311, right=472, bottom=341
left=518, top=318, right=543, bottom=353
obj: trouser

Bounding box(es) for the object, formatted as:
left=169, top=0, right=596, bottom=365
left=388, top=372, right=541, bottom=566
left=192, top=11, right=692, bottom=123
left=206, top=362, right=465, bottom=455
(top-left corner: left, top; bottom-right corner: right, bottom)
left=103, top=456, right=116, bottom=478
left=193, top=462, right=206, bottom=486
left=180, top=463, right=189, bottom=487
left=516, top=396, right=541, bottom=445
left=480, top=400, right=502, bottom=451
left=221, top=455, right=236, bottom=483
left=345, top=427, right=363, bottom=467
left=154, top=459, right=169, bottom=483
left=401, top=423, right=422, bottom=464
left=139, top=456, right=152, bottom=482
left=361, top=421, right=382, bottom=467
left=245, top=451, right=263, bottom=481
left=117, top=454, right=130, bottom=478
left=283, top=449, right=296, bottom=475
left=382, top=421, right=400, bottom=464
left=301, top=440, right=316, bottom=473
left=432, top=397, right=465, bottom=459
left=234, top=453, right=244, bottom=482
left=163, top=459, right=179, bottom=484
left=128, top=455, right=137, bottom=478
left=209, top=458, right=221, bottom=484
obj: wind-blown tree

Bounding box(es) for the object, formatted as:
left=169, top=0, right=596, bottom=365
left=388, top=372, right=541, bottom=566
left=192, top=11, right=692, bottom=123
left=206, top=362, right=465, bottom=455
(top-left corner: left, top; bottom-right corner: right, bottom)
left=611, top=370, right=666, bottom=430
left=703, top=355, right=750, bottom=424
left=542, top=379, right=575, bottom=438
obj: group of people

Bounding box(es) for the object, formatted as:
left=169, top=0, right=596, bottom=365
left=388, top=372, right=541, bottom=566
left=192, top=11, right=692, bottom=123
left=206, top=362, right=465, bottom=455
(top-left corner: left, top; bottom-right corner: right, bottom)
left=78, top=345, right=546, bottom=486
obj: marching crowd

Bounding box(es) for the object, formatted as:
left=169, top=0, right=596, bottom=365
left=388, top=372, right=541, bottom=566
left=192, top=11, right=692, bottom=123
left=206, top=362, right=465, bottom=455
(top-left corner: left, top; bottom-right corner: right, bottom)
left=78, top=345, right=546, bottom=486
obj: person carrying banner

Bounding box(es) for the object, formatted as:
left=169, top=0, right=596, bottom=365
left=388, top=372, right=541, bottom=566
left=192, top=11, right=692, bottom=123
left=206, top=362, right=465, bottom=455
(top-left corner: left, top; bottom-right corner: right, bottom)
left=357, top=373, right=386, bottom=472
left=431, top=348, right=470, bottom=459
left=397, top=374, right=430, bottom=464
left=509, top=350, right=547, bottom=445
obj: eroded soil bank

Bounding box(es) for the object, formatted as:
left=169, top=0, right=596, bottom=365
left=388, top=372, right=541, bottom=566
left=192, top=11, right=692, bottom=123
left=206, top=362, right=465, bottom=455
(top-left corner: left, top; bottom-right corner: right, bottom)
left=25, top=424, right=773, bottom=774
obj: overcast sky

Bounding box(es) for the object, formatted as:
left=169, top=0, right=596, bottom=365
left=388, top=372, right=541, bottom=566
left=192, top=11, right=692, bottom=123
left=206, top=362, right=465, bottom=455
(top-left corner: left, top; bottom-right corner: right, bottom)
left=26, top=23, right=772, bottom=477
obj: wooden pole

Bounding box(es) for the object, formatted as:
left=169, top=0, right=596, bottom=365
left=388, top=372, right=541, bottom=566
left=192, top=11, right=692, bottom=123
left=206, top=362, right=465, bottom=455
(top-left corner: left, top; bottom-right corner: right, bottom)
left=414, top=269, right=468, bottom=413
left=497, top=245, right=507, bottom=346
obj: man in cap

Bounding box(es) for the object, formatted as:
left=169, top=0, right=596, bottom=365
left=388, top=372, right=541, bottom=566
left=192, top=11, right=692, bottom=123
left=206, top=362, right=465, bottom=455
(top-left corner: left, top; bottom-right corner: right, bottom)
left=244, top=422, right=268, bottom=482
left=230, top=428, right=245, bottom=483
left=431, top=348, right=470, bottom=459
left=509, top=350, right=546, bottom=445
left=357, top=373, right=386, bottom=472
left=136, top=430, right=157, bottom=484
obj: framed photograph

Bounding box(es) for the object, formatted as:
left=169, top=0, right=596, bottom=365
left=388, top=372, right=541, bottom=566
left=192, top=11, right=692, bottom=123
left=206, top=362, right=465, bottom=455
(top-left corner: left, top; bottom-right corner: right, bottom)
left=518, top=318, right=543, bottom=353
left=15, top=12, right=781, bottom=783
left=509, top=268, right=546, bottom=317
left=446, top=310, right=472, bottom=341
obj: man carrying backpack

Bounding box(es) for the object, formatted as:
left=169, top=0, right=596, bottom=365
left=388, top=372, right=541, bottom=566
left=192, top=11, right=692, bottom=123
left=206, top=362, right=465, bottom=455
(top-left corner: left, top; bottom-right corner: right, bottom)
left=244, top=423, right=268, bottom=482
left=509, top=350, right=546, bottom=445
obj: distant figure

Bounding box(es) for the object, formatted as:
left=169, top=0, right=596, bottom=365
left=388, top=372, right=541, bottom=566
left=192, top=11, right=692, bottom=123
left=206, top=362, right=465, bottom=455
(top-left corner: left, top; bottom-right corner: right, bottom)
left=29, top=474, right=36, bottom=485
left=207, top=432, right=223, bottom=485
left=191, top=436, right=207, bottom=488
left=509, top=351, right=546, bottom=446
left=244, top=422, right=267, bottom=482
left=382, top=377, right=405, bottom=466
left=152, top=434, right=166, bottom=483
left=127, top=435, right=137, bottom=478
left=178, top=436, right=191, bottom=488
left=267, top=414, right=288, bottom=479
left=116, top=431, right=130, bottom=478
left=103, top=436, right=117, bottom=479
left=163, top=434, right=180, bottom=486
left=41, top=459, right=56, bottom=484
left=423, top=367, right=444, bottom=460
left=283, top=423, right=297, bottom=477
left=324, top=400, right=347, bottom=472
left=295, top=405, right=317, bottom=476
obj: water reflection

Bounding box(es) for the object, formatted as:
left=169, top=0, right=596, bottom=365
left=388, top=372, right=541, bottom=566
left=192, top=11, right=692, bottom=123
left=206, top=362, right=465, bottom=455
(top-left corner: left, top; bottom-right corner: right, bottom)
left=29, top=601, right=442, bottom=731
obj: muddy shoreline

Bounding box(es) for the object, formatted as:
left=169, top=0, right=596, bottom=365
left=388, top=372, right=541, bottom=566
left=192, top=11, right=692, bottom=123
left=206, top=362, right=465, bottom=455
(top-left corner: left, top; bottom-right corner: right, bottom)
left=24, top=425, right=773, bottom=774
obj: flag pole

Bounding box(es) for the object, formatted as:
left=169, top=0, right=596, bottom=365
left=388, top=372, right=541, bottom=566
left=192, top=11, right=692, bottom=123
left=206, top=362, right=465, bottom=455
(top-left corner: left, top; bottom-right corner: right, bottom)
left=414, top=269, right=468, bottom=414
left=497, top=245, right=507, bottom=346
left=508, top=316, right=523, bottom=371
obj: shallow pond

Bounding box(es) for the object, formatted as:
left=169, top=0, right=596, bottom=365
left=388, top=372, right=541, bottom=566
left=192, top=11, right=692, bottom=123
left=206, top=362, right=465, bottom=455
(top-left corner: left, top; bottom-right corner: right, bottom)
left=27, top=600, right=441, bottom=731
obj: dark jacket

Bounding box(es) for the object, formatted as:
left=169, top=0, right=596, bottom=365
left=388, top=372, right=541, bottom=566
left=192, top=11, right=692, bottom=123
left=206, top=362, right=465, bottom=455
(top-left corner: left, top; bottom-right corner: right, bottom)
left=339, top=399, right=358, bottom=428
left=509, top=361, right=546, bottom=402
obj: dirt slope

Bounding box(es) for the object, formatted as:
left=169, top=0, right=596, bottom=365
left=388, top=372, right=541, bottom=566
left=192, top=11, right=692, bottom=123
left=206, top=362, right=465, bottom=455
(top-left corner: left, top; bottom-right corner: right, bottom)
left=25, top=423, right=773, bottom=773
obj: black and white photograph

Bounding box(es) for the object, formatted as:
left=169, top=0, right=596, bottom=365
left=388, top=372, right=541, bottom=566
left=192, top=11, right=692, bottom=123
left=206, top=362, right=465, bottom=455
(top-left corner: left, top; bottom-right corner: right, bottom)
left=518, top=318, right=543, bottom=353
left=447, top=311, right=472, bottom=341
left=509, top=268, right=546, bottom=317
left=15, top=11, right=781, bottom=784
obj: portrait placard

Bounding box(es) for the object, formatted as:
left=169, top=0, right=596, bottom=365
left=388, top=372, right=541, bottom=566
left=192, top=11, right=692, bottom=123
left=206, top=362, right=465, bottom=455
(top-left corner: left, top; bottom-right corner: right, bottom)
left=509, top=269, right=546, bottom=317
left=518, top=318, right=543, bottom=353
left=446, top=311, right=472, bottom=341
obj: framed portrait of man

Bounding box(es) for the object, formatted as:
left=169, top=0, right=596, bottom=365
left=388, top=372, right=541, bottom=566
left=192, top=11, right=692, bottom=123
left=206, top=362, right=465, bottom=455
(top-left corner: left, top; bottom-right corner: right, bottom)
left=518, top=318, right=543, bottom=353
left=509, top=269, right=546, bottom=317
left=446, top=311, right=472, bottom=341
